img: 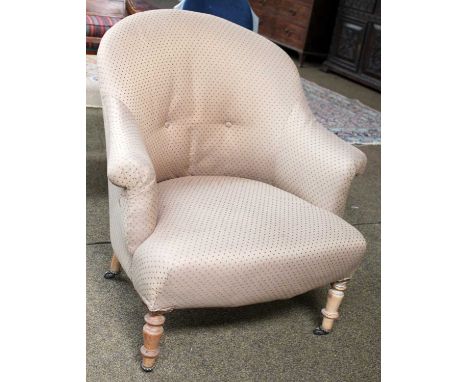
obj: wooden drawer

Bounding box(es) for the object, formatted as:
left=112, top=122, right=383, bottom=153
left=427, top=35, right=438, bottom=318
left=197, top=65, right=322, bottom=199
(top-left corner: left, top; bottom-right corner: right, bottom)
left=250, top=0, right=278, bottom=17
left=259, top=15, right=307, bottom=49
left=274, top=0, right=313, bottom=28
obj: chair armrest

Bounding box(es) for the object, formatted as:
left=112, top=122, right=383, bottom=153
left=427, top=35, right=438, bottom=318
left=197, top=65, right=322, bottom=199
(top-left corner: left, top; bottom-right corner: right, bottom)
left=104, top=97, right=155, bottom=190
left=274, top=101, right=367, bottom=216
left=102, top=95, right=158, bottom=254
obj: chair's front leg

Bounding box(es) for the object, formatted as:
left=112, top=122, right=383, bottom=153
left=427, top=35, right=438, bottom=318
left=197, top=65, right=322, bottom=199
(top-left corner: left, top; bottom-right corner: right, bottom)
left=313, top=278, right=350, bottom=335
left=140, top=312, right=165, bottom=372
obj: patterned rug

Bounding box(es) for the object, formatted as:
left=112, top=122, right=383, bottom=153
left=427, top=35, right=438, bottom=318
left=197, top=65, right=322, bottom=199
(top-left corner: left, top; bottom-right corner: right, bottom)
left=301, top=79, right=380, bottom=144
left=87, top=55, right=380, bottom=144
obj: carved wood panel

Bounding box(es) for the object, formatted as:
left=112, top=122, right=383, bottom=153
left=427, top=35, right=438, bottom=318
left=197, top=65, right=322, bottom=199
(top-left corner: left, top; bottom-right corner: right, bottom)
left=333, top=18, right=366, bottom=68
left=361, top=23, right=381, bottom=79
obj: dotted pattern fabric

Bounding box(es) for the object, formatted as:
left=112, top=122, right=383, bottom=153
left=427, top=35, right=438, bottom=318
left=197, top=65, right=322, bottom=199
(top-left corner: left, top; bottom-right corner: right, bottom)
left=97, top=10, right=368, bottom=309
left=275, top=101, right=367, bottom=216
left=97, top=10, right=366, bottom=215
left=107, top=181, right=132, bottom=271
left=102, top=95, right=158, bottom=255
left=130, top=176, right=366, bottom=311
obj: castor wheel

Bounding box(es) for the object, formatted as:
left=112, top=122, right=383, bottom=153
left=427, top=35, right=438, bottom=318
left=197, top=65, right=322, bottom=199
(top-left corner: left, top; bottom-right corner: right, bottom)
left=104, top=271, right=120, bottom=279
left=140, top=361, right=155, bottom=372
left=313, top=326, right=330, bottom=335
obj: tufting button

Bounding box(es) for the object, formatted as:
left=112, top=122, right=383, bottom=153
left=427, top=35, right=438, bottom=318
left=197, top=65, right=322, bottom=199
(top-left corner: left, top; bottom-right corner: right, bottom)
left=164, top=122, right=170, bottom=129
left=225, top=121, right=232, bottom=128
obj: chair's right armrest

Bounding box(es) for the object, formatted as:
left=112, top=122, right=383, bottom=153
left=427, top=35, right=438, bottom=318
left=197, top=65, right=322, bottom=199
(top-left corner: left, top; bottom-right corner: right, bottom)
left=102, top=95, right=158, bottom=254
left=104, top=96, right=155, bottom=190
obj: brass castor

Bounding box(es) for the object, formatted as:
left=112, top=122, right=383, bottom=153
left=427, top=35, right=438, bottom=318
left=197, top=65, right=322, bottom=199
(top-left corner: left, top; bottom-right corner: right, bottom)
left=140, top=361, right=156, bottom=372
left=313, top=326, right=330, bottom=335
left=103, top=270, right=120, bottom=279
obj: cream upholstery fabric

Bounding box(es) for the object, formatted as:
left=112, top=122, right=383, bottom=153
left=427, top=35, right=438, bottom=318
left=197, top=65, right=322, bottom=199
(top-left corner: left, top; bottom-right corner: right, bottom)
left=103, top=96, right=158, bottom=257
left=131, top=176, right=366, bottom=311
left=98, top=10, right=367, bottom=311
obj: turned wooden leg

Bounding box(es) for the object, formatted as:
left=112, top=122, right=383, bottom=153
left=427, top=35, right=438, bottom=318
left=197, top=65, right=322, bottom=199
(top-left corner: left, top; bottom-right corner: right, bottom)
left=313, top=278, right=350, bottom=335
left=103, top=253, right=121, bottom=279
left=140, top=312, right=165, bottom=372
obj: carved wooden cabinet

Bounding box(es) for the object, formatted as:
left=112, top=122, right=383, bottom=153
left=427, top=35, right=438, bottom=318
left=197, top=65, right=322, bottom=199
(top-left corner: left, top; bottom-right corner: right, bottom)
left=249, top=0, right=338, bottom=67
left=322, top=0, right=381, bottom=90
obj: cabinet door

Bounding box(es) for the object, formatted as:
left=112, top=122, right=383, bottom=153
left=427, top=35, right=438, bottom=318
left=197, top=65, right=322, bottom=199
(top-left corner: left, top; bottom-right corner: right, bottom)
left=361, top=23, right=381, bottom=79
left=329, top=16, right=367, bottom=70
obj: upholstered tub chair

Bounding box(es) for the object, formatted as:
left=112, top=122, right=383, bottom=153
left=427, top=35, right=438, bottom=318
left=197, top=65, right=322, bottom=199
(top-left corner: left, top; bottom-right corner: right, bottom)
left=97, top=9, right=367, bottom=372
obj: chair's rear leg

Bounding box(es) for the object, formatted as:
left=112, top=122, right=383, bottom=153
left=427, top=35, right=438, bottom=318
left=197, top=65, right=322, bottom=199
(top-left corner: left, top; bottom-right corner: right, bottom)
left=313, top=278, right=350, bottom=335
left=141, top=312, right=165, bottom=372
left=104, top=253, right=121, bottom=279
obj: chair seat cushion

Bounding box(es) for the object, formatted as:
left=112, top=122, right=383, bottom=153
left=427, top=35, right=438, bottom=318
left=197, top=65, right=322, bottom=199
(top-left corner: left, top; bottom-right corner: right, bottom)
left=130, top=176, right=366, bottom=311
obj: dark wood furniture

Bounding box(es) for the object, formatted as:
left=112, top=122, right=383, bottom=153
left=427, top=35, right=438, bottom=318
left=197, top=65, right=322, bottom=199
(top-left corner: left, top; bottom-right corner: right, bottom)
left=249, top=0, right=338, bottom=67
left=322, top=0, right=381, bottom=91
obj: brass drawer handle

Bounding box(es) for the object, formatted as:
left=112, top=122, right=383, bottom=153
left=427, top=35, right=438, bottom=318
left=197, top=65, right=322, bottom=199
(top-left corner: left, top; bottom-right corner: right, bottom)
left=288, top=8, right=297, bottom=16
left=284, top=28, right=292, bottom=36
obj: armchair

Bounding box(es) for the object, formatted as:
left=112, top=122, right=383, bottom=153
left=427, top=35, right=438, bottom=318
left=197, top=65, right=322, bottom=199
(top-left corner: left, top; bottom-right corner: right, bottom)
left=97, top=9, right=367, bottom=372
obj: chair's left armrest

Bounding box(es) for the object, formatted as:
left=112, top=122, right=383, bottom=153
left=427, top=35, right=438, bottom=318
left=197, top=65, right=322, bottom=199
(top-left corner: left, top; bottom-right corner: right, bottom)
left=274, top=101, right=367, bottom=217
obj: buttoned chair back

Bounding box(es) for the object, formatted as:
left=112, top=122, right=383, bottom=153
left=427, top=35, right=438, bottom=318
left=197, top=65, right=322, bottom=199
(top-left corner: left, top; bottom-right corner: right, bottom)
left=99, top=10, right=310, bottom=185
